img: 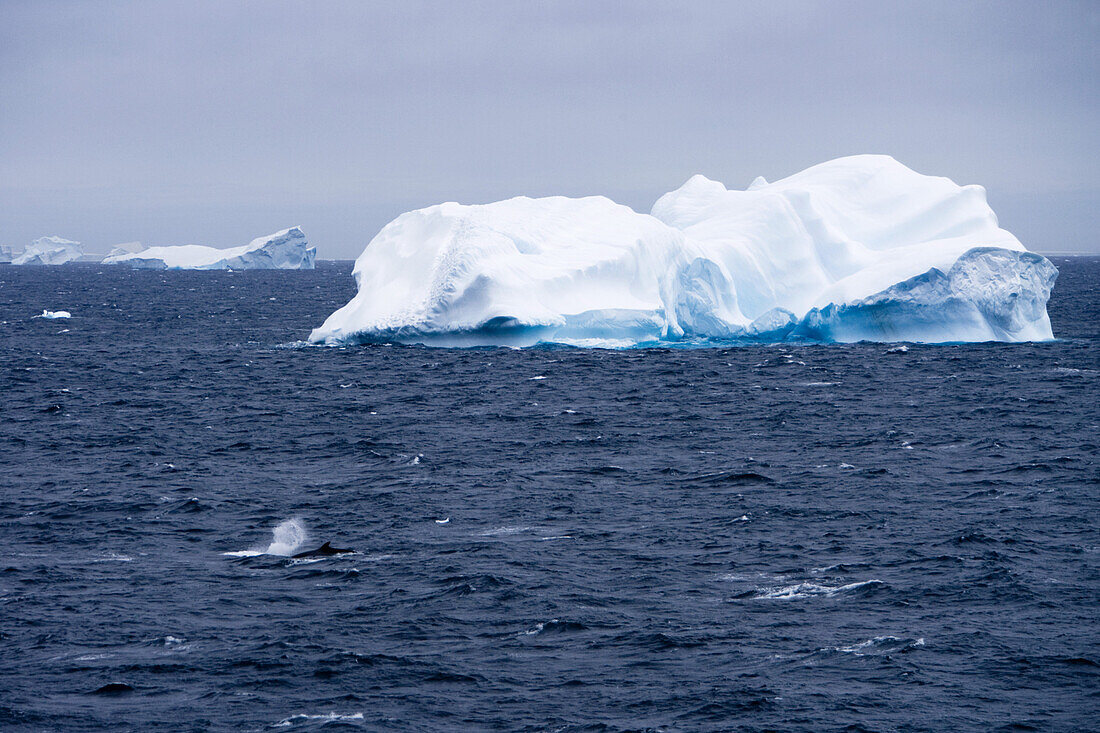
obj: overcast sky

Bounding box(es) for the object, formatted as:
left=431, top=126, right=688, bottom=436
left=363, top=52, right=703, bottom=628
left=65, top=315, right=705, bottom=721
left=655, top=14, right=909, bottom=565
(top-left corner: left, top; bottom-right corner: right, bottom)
left=1, top=0, right=1097, bottom=257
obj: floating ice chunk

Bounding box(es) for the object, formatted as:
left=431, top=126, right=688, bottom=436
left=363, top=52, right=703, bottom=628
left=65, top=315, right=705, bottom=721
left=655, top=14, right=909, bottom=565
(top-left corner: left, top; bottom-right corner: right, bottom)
left=103, top=227, right=315, bottom=270
left=13, top=236, right=83, bottom=265
left=312, top=156, right=1056, bottom=347
left=39, top=310, right=71, bottom=319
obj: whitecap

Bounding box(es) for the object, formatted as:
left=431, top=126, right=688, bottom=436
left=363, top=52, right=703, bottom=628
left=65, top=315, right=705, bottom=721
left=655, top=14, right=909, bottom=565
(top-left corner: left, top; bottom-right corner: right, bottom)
left=520, top=619, right=558, bottom=636
left=834, top=635, right=925, bottom=654
left=91, top=553, right=133, bottom=563
left=477, top=526, right=533, bottom=537
left=750, top=579, right=884, bottom=600
left=274, top=712, right=364, bottom=727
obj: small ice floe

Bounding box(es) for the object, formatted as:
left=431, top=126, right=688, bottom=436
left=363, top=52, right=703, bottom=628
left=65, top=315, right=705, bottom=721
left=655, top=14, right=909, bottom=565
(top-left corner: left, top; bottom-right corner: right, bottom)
left=886, top=345, right=909, bottom=354
left=838, top=463, right=856, bottom=470
left=528, top=375, right=547, bottom=380
left=274, top=713, right=364, bottom=727
left=435, top=518, right=450, bottom=524
left=38, top=310, right=71, bottom=319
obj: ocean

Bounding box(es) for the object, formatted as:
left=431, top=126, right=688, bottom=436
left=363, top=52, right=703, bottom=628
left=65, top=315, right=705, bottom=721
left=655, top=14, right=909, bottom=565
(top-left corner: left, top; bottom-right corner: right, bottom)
left=1, top=258, right=1097, bottom=731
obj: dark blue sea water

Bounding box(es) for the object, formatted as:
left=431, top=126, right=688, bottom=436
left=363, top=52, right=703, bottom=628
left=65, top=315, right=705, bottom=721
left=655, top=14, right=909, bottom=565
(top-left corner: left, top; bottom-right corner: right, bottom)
left=1, top=259, right=1097, bottom=732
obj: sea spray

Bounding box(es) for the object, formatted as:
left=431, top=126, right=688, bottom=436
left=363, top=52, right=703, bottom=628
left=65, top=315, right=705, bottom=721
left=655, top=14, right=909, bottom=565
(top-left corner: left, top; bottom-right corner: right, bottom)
left=266, top=518, right=307, bottom=556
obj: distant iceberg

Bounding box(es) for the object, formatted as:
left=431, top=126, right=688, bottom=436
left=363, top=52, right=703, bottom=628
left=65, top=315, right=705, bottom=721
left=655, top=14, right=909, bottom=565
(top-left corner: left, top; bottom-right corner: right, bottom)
left=310, top=155, right=1056, bottom=347
left=105, top=241, right=144, bottom=259
left=12, top=236, right=84, bottom=266
left=103, top=227, right=315, bottom=270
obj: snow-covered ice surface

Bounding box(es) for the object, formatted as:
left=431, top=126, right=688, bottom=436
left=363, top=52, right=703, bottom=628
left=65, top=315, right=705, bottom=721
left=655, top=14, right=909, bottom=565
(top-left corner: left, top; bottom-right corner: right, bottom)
left=312, top=156, right=1057, bottom=347
left=105, top=241, right=144, bottom=259
left=12, top=237, right=84, bottom=266
left=103, top=227, right=315, bottom=270
left=312, top=196, right=681, bottom=347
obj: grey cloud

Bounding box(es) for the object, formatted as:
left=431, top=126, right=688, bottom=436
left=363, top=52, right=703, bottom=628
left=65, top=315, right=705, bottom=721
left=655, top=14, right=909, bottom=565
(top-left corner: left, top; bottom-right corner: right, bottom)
left=1, top=0, right=1096, bottom=256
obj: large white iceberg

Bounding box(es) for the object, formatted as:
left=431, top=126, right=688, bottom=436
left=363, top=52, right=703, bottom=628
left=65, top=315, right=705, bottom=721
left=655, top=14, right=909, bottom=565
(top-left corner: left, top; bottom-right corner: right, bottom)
left=13, top=236, right=84, bottom=266
left=311, top=156, right=1056, bottom=347
left=105, top=241, right=144, bottom=259
left=103, top=227, right=315, bottom=270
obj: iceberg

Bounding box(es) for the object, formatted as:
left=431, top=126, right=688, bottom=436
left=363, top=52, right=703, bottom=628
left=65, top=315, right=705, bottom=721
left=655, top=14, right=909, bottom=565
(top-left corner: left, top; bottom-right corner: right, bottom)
left=310, top=196, right=683, bottom=346
left=311, top=155, right=1057, bottom=347
left=105, top=241, right=144, bottom=259
left=13, top=236, right=84, bottom=266
left=103, top=227, right=315, bottom=270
